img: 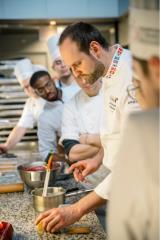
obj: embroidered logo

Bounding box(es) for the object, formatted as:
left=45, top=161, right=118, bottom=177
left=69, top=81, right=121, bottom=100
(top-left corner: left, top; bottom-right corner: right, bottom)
left=109, top=95, right=118, bottom=111
left=106, top=45, right=123, bottom=79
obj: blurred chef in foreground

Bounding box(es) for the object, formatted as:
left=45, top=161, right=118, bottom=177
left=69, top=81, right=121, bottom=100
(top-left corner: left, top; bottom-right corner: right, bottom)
left=108, top=1, right=159, bottom=239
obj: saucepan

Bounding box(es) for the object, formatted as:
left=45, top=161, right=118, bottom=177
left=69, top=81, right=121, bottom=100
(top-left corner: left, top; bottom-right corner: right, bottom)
left=31, top=187, right=93, bottom=212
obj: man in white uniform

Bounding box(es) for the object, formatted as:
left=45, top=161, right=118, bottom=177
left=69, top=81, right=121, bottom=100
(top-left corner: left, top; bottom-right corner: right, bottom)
left=0, top=58, right=46, bottom=153
left=108, top=1, right=159, bottom=239
left=35, top=22, right=139, bottom=233
left=60, top=78, right=108, bottom=188
left=30, top=70, right=66, bottom=160
left=47, top=34, right=80, bottom=101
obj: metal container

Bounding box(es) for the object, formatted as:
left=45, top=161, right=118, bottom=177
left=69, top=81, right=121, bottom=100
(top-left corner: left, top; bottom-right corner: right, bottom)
left=17, top=161, right=62, bottom=189
left=31, top=187, right=93, bottom=212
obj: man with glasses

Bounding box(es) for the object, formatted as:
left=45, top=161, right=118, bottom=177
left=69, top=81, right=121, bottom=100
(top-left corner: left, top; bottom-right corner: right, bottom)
left=0, top=58, right=46, bottom=154
left=30, top=70, right=66, bottom=160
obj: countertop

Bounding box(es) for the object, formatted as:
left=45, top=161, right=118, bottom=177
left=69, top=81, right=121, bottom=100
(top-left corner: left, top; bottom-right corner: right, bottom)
left=0, top=151, right=107, bottom=240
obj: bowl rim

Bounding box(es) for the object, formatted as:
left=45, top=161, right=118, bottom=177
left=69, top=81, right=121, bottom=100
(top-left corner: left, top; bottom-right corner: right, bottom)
left=17, top=161, right=62, bottom=172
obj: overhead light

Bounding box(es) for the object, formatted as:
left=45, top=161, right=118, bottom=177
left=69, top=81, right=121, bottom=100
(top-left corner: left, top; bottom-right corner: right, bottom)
left=109, top=28, right=115, bottom=34
left=50, top=20, right=56, bottom=26
left=57, top=26, right=66, bottom=34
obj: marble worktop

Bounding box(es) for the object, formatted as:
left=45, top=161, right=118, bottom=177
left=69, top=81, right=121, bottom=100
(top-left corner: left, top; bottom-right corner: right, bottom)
left=0, top=150, right=107, bottom=240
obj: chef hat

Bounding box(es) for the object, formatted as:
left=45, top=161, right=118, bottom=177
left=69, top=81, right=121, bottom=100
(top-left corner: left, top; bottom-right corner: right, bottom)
left=15, top=58, right=46, bottom=84
left=47, top=34, right=61, bottom=62
left=129, top=0, right=159, bottom=60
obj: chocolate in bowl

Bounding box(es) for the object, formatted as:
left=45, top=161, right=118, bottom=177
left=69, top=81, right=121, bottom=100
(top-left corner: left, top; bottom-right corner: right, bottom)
left=17, top=161, right=62, bottom=189
left=23, top=166, right=46, bottom=171
left=22, top=162, right=61, bottom=172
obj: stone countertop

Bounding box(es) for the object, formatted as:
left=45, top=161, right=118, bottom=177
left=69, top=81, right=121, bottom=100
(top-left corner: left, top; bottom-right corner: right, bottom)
left=0, top=151, right=106, bottom=240
left=0, top=180, right=106, bottom=240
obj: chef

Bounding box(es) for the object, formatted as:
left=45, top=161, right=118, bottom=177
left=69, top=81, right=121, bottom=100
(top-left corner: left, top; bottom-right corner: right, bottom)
left=108, top=1, right=159, bottom=239
left=59, top=77, right=108, bottom=188
left=0, top=58, right=46, bottom=153
left=35, top=22, right=140, bottom=233
left=30, top=70, right=65, bottom=160
left=47, top=34, right=80, bottom=101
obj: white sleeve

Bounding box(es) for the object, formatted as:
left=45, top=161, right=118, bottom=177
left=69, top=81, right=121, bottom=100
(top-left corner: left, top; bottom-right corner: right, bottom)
left=94, top=173, right=112, bottom=200
left=17, top=99, right=36, bottom=129
left=59, top=100, right=80, bottom=144
left=37, top=114, right=57, bottom=161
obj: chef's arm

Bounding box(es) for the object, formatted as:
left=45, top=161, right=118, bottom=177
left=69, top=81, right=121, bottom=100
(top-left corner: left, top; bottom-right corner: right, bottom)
left=0, top=126, right=27, bottom=152
left=75, top=191, right=106, bottom=216
left=62, top=139, right=99, bottom=162
left=80, top=133, right=102, bottom=147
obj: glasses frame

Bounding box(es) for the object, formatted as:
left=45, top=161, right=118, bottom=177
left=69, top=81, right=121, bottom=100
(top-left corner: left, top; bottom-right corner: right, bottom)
left=35, top=80, right=54, bottom=96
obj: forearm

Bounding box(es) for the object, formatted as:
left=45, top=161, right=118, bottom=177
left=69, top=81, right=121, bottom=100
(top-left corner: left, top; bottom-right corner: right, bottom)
left=5, top=126, right=27, bottom=150
left=74, top=191, right=106, bottom=217
left=86, top=134, right=102, bottom=147
left=69, top=144, right=99, bottom=162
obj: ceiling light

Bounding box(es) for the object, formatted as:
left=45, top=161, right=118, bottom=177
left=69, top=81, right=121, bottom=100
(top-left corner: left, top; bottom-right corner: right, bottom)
left=50, top=20, right=56, bottom=26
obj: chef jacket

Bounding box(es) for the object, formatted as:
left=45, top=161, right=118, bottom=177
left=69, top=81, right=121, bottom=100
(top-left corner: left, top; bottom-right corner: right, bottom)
left=60, top=89, right=109, bottom=187
left=56, top=80, right=80, bottom=102
left=108, top=109, right=159, bottom=240
left=95, top=45, right=140, bottom=199
left=38, top=100, right=63, bottom=160
left=17, top=97, right=46, bottom=128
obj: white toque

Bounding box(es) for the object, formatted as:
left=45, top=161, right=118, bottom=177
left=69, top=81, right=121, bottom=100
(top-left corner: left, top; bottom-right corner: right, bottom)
left=47, top=34, right=61, bottom=62
left=129, top=0, right=159, bottom=60
left=14, top=58, right=46, bottom=84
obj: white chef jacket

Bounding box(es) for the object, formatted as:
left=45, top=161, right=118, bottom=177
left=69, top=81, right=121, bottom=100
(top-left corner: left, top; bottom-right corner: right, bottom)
left=38, top=100, right=63, bottom=160
left=95, top=45, right=140, bottom=199
left=108, top=109, right=159, bottom=240
left=60, top=89, right=109, bottom=187
left=17, top=97, right=46, bottom=128
left=56, top=80, right=80, bottom=102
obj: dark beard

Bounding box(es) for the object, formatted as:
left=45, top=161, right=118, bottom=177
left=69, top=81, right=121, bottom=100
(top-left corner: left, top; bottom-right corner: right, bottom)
left=85, top=62, right=105, bottom=85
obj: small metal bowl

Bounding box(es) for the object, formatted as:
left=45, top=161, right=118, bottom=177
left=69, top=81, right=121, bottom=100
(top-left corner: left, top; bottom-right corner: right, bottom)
left=17, top=161, right=62, bottom=189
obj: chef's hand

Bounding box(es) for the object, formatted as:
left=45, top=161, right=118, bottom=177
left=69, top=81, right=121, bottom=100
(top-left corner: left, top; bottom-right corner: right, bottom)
left=35, top=205, right=82, bottom=233
left=67, top=158, right=101, bottom=182
left=0, top=143, right=8, bottom=154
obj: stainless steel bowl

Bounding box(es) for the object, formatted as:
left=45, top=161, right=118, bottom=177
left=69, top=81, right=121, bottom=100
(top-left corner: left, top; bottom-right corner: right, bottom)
left=17, top=161, right=62, bottom=189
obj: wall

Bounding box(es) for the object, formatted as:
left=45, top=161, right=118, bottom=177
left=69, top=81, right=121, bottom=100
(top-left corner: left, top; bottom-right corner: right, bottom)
left=118, top=14, right=129, bottom=47
left=0, top=0, right=119, bottom=19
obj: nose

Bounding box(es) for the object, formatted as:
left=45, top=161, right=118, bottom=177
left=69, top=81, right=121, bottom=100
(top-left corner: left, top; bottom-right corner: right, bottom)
left=61, top=60, right=67, bottom=68
left=45, top=87, right=50, bottom=94
left=71, top=67, right=82, bottom=78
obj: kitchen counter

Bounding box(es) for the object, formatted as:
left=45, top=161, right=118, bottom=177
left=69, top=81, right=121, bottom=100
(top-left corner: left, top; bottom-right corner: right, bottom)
left=0, top=151, right=107, bottom=240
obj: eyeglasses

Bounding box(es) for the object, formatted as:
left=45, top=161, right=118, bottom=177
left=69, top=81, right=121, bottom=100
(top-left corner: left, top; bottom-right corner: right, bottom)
left=127, top=84, right=140, bottom=100
left=35, top=80, right=53, bottom=96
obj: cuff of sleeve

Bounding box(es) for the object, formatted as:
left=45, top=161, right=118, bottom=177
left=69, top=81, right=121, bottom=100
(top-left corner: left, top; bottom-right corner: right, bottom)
left=94, top=173, right=112, bottom=200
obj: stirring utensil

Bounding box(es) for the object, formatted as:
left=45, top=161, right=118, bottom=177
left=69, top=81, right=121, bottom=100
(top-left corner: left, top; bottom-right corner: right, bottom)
left=42, top=153, right=53, bottom=197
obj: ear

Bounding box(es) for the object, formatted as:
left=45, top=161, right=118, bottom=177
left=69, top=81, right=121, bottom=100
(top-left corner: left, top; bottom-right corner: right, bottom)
left=89, top=41, right=101, bottom=58
left=148, top=56, right=160, bottom=90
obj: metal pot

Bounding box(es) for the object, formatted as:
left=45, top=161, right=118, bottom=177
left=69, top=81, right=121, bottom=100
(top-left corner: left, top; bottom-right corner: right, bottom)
left=31, top=187, right=93, bottom=212
left=17, top=161, right=62, bottom=189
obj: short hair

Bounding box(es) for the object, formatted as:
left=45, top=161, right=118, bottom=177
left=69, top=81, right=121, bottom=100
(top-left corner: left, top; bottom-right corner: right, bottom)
left=30, top=70, right=51, bottom=88
left=58, top=22, right=109, bottom=54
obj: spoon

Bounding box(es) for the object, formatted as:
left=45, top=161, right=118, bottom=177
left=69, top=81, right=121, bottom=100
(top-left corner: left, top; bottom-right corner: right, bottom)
left=42, top=153, right=53, bottom=197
